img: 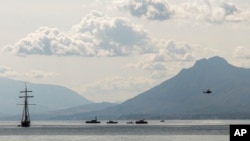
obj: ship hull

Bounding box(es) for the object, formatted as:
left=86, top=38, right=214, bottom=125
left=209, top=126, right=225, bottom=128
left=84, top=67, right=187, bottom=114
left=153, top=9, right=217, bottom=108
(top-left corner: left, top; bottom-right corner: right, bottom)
left=135, top=120, right=148, bottom=124
left=21, top=120, right=30, bottom=127
left=85, top=120, right=100, bottom=124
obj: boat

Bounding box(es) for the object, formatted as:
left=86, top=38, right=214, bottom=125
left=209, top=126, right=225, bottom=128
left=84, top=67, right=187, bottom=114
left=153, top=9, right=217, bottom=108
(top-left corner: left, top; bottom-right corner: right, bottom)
left=18, top=83, right=35, bottom=127
left=126, top=121, right=134, bottom=124
left=85, top=116, right=101, bottom=124
left=135, top=119, right=148, bottom=124
left=160, top=120, right=165, bottom=122
left=106, top=120, right=118, bottom=124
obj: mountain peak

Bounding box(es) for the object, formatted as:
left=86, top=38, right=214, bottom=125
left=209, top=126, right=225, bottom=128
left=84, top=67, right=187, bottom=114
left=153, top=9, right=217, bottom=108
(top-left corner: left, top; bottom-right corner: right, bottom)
left=207, top=56, right=228, bottom=63
left=194, top=56, right=229, bottom=68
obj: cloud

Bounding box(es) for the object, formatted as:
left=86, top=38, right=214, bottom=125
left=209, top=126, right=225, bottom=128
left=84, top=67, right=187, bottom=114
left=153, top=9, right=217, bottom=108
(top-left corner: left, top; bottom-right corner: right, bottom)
left=233, top=46, right=250, bottom=59
left=205, top=1, right=246, bottom=23
left=127, top=40, right=197, bottom=70
left=3, top=10, right=153, bottom=57
left=118, top=0, right=250, bottom=23
left=3, top=27, right=80, bottom=56
left=127, top=39, right=217, bottom=79
left=127, top=40, right=201, bottom=71
left=153, top=40, right=195, bottom=62
left=126, top=40, right=196, bottom=80
left=119, top=0, right=174, bottom=21
left=71, top=10, right=153, bottom=56
left=0, top=65, right=58, bottom=79
left=0, top=66, right=17, bottom=77
left=176, top=0, right=250, bottom=24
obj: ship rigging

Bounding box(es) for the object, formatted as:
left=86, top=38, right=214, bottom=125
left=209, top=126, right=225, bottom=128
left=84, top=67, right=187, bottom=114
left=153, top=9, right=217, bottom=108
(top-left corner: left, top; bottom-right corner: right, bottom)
left=18, top=83, right=35, bottom=127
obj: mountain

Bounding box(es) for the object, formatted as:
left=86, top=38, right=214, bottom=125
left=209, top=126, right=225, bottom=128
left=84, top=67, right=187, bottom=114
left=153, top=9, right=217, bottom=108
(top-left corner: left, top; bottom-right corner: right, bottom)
left=4, top=102, right=116, bottom=120
left=78, top=56, right=250, bottom=119
left=45, top=102, right=117, bottom=120
left=0, top=77, right=92, bottom=117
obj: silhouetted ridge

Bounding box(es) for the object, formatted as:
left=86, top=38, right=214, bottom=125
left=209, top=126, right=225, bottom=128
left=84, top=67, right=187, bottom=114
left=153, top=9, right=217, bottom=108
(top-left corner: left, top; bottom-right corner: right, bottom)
left=0, top=77, right=93, bottom=117
left=62, top=56, right=250, bottom=120
left=207, top=56, right=228, bottom=64
left=193, top=56, right=229, bottom=69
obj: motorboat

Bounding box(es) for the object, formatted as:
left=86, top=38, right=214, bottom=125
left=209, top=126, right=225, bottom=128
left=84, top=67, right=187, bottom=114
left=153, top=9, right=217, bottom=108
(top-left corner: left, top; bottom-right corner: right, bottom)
left=126, top=121, right=134, bottom=124
left=106, top=120, right=118, bottom=124
left=85, top=116, right=101, bottom=124
left=135, top=119, right=148, bottom=124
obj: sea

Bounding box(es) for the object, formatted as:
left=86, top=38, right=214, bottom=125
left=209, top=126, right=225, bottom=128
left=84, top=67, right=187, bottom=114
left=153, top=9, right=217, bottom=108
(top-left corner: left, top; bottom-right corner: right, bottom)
left=0, top=120, right=248, bottom=141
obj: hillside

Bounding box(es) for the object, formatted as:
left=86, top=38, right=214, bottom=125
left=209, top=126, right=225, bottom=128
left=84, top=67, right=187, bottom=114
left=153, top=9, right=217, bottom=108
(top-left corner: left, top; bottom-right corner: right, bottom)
left=0, top=77, right=92, bottom=117
left=76, top=56, right=250, bottom=119
left=3, top=102, right=116, bottom=120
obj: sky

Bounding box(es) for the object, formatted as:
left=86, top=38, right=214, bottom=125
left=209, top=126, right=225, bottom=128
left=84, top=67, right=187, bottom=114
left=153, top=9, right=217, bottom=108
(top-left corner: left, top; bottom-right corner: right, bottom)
left=0, top=0, right=250, bottom=103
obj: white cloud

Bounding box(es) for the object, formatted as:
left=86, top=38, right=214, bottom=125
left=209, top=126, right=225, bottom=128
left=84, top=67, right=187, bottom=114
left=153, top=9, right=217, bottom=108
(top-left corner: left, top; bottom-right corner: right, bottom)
left=129, top=39, right=198, bottom=66
left=205, top=1, right=248, bottom=23
left=233, top=46, right=250, bottom=59
left=126, top=40, right=196, bottom=80
left=118, top=0, right=250, bottom=23
left=153, top=40, right=195, bottom=62
left=175, top=0, right=250, bottom=24
left=0, top=66, right=17, bottom=77
left=71, top=10, right=153, bottom=56
left=3, top=3, right=245, bottom=58
left=0, top=65, right=58, bottom=79
left=127, top=39, right=217, bottom=80
left=119, top=0, right=174, bottom=21
left=3, top=10, right=154, bottom=57
left=3, top=27, right=80, bottom=56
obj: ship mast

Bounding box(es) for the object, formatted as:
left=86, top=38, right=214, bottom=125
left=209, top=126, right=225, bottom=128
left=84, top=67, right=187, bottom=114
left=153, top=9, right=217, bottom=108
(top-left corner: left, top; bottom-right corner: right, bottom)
left=19, top=83, right=34, bottom=127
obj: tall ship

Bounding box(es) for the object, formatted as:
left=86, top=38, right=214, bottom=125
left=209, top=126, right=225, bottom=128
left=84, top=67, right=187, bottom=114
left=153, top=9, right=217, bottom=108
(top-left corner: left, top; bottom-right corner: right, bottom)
left=18, top=83, right=34, bottom=127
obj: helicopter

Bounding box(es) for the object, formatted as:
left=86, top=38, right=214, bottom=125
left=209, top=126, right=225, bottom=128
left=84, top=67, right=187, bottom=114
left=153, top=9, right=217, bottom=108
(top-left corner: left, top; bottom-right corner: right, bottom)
left=203, top=89, right=212, bottom=94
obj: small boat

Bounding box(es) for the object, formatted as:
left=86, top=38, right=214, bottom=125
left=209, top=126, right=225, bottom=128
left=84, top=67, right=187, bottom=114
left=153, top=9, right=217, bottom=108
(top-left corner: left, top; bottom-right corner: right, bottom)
left=106, top=120, right=118, bottom=124
left=160, top=120, right=165, bottom=122
left=85, top=116, right=101, bottom=124
left=135, top=119, right=148, bottom=124
left=126, top=121, right=134, bottom=124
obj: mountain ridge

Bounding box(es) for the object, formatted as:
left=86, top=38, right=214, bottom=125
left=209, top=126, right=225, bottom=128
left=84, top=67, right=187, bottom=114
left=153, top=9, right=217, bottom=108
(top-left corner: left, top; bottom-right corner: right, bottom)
left=0, top=77, right=93, bottom=116
left=72, top=56, right=250, bottom=119
left=2, top=56, right=250, bottom=120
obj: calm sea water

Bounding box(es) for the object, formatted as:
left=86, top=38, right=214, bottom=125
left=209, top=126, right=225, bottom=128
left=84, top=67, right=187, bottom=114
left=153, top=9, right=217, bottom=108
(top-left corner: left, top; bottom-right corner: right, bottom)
left=0, top=120, right=248, bottom=141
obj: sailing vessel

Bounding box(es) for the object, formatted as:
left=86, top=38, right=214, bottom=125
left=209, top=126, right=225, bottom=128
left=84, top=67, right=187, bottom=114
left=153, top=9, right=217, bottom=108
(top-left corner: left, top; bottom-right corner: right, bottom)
left=19, top=83, right=34, bottom=127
